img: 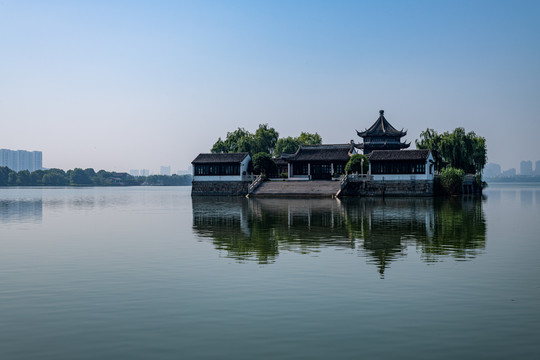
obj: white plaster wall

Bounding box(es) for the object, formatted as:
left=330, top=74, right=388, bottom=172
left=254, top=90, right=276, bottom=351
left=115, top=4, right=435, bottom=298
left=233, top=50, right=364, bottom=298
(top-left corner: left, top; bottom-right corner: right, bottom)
left=240, top=155, right=251, bottom=175
left=371, top=174, right=432, bottom=181
left=193, top=175, right=244, bottom=181
left=192, top=154, right=252, bottom=182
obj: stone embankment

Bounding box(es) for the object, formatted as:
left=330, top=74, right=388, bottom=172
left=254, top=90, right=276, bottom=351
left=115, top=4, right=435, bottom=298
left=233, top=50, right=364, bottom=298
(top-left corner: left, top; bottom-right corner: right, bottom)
left=340, top=179, right=433, bottom=197
left=191, top=181, right=250, bottom=196
left=192, top=179, right=434, bottom=197
left=249, top=180, right=341, bottom=197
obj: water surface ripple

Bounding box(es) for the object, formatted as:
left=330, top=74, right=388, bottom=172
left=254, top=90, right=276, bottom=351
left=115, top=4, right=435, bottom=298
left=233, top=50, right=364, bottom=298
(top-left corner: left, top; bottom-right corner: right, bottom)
left=1, top=185, right=539, bottom=359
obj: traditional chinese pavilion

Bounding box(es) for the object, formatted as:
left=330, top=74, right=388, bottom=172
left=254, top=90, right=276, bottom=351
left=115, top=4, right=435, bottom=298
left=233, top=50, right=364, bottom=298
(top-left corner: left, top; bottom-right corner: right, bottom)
left=356, top=110, right=410, bottom=155
left=287, top=143, right=355, bottom=180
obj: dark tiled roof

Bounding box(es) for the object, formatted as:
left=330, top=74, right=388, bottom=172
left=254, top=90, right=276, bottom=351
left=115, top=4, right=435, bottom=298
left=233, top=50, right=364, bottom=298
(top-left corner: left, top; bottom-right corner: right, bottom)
left=357, top=110, right=407, bottom=137
left=288, top=144, right=353, bottom=162
left=278, top=152, right=294, bottom=159
left=192, top=152, right=249, bottom=164
left=355, top=142, right=410, bottom=150
left=368, top=149, right=430, bottom=161
left=274, top=152, right=294, bottom=165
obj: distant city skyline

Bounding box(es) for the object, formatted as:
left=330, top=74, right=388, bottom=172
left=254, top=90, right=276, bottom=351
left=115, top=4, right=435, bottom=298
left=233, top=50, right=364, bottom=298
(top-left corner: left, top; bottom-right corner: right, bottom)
left=1, top=1, right=539, bottom=172
left=0, top=148, right=42, bottom=172
left=485, top=159, right=540, bottom=177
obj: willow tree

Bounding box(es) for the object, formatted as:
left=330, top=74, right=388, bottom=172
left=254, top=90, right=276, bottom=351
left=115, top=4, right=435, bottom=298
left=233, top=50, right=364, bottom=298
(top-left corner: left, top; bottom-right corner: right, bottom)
left=211, top=124, right=279, bottom=156
left=416, top=127, right=487, bottom=174
left=274, top=132, right=323, bottom=156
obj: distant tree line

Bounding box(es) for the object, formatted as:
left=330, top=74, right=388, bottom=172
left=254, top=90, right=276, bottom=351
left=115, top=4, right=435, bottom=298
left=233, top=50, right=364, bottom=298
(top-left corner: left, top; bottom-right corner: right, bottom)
left=0, top=167, right=192, bottom=186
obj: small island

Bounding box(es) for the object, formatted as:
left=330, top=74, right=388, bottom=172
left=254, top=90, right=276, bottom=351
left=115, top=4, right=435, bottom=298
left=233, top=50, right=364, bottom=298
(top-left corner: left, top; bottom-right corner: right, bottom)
left=191, top=110, right=487, bottom=197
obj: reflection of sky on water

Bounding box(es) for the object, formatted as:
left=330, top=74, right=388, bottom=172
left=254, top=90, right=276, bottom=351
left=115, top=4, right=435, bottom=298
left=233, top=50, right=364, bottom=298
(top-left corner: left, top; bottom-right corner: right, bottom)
left=521, top=190, right=533, bottom=207
left=0, top=187, right=140, bottom=225
left=192, top=196, right=487, bottom=276
left=484, top=183, right=540, bottom=208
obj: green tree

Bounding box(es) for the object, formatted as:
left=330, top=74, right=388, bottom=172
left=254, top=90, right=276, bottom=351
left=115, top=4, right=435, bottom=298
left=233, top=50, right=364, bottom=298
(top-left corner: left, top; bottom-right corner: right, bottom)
left=30, top=170, right=45, bottom=185
left=252, top=124, right=279, bottom=155
left=416, top=128, right=443, bottom=170
left=211, top=125, right=279, bottom=156
left=210, top=138, right=227, bottom=153
left=274, top=137, right=300, bottom=157
left=211, top=128, right=253, bottom=154
left=345, top=154, right=369, bottom=174
left=70, top=168, right=93, bottom=185
left=252, top=152, right=277, bottom=175
left=470, top=134, right=487, bottom=174
left=8, top=171, right=18, bottom=185
left=416, top=127, right=487, bottom=174
left=16, top=170, right=31, bottom=186
left=84, top=168, right=97, bottom=184
left=439, top=167, right=465, bottom=195
left=274, top=132, right=323, bottom=157
left=42, top=169, right=68, bottom=186
left=0, top=166, right=10, bottom=186
left=297, top=132, right=322, bottom=145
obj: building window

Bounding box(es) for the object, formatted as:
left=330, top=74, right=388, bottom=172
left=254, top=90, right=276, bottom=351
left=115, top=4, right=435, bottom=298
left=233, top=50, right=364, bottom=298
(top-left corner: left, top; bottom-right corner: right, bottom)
left=292, top=162, right=308, bottom=175
left=194, top=163, right=240, bottom=176
left=321, top=164, right=331, bottom=174
left=371, top=161, right=426, bottom=175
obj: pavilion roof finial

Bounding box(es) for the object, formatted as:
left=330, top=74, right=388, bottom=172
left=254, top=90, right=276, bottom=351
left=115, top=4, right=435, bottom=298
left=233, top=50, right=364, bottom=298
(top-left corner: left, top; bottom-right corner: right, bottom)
left=379, top=110, right=384, bottom=115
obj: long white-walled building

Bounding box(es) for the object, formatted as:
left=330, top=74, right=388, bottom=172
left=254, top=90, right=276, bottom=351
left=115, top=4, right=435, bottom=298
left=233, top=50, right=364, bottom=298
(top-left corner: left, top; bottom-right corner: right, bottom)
left=368, top=149, right=435, bottom=181
left=192, top=152, right=251, bottom=181
left=0, top=149, right=43, bottom=172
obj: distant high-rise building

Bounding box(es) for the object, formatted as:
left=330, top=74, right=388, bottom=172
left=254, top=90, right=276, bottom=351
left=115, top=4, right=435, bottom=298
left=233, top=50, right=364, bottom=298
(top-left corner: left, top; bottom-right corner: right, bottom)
left=501, top=168, right=517, bottom=177
left=520, top=160, right=533, bottom=176
left=141, top=169, right=150, bottom=176
left=484, top=163, right=501, bottom=178
left=160, top=166, right=171, bottom=176
left=535, top=161, right=540, bottom=176
left=0, top=149, right=42, bottom=172
left=130, top=169, right=140, bottom=177
left=176, top=166, right=193, bottom=176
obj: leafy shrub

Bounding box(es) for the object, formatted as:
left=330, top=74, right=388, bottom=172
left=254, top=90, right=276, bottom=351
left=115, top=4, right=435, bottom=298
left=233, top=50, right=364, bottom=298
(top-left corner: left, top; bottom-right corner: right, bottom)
left=252, top=152, right=277, bottom=175
left=440, top=167, right=464, bottom=195
left=475, top=173, right=487, bottom=189
left=345, top=154, right=369, bottom=174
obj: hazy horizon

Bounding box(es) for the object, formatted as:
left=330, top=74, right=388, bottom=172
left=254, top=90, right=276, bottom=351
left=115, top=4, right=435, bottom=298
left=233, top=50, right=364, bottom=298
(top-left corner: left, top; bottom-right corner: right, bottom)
left=1, top=0, right=539, bottom=173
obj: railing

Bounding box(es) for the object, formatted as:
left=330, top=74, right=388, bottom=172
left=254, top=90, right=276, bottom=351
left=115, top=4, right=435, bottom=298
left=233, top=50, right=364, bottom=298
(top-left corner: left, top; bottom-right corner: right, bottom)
left=340, top=174, right=349, bottom=189
left=346, top=173, right=371, bottom=182
left=248, top=174, right=263, bottom=194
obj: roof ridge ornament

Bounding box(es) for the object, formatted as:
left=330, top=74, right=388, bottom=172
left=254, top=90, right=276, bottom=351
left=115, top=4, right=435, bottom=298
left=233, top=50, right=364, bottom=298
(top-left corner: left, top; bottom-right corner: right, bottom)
left=380, top=110, right=386, bottom=133
left=355, top=109, right=409, bottom=154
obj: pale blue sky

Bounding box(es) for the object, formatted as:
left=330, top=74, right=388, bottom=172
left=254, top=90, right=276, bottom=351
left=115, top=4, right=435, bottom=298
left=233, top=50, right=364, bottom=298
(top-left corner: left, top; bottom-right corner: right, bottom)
left=1, top=0, right=539, bottom=172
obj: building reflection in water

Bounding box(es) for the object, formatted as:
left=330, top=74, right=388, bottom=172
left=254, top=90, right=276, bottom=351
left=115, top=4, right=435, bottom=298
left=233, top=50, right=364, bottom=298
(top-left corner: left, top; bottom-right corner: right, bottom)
left=192, top=196, right=486, bottom=275
left=0, top=199, right=43, bottom=224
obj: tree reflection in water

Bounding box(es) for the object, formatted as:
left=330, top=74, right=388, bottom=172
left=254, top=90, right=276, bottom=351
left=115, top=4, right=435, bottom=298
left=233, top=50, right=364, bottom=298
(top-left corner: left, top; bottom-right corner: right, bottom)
left=0, top=199, right=43, bottom=224
left=192, top=196, right=486, bottom=275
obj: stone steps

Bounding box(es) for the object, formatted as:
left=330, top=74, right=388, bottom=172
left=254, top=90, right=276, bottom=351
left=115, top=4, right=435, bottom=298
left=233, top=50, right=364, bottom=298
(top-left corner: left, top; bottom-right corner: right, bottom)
left=250, top=180, right=341, bottom=197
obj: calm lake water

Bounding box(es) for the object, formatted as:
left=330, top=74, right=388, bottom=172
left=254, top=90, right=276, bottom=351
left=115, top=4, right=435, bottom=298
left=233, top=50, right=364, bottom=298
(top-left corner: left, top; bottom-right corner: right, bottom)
left=1, top=184, right=539, bottom=359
